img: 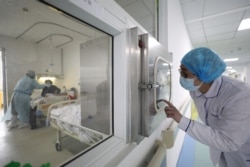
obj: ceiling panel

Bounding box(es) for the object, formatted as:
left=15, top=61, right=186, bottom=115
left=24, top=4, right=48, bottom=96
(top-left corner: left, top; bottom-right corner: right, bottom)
left=187, top=22, right=203, bottom=31
left=204, top=0, right=250, bottom=16
left=235, top=29, right=250, bottom=38
left=179, top=0, right=205, bottom=20
left=206, top=32, right=235, bottom=41
left=180, top=0, right=250, bottom=73
left=205, top=22, right=239, bottom=36
left=202, top=12, right=244, bottom=28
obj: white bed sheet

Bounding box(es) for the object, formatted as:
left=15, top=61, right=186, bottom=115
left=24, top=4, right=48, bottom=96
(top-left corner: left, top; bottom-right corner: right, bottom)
left=49, top=102, right=105, bottom=144
left=50, top=104, right=81, bottom=125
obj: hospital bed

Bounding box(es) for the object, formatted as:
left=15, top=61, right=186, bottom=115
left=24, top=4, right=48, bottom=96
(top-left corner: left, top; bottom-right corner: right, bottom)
left=47, top=99, right=108, bottom=151
left=36, top=95, right=69, bottom=116
left=30, top=91, right=69, bottom=127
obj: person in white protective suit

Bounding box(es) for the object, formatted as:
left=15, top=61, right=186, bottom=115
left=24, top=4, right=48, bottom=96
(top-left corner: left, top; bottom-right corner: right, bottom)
left=8, top=70, right=46, bottom=129
left=164, top=47, right=250, bottom=167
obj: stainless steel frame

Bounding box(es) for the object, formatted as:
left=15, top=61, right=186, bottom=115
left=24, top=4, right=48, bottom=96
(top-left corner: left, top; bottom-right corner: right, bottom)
left=126, top=28, right=172, bottom=140
left=139, top=33, right=172, bottom=137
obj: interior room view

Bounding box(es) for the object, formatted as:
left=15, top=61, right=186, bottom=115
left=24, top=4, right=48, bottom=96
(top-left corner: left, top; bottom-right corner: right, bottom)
left=1, top=0, right=250, bottom=167
left=0, top=0, right=112, bottom=166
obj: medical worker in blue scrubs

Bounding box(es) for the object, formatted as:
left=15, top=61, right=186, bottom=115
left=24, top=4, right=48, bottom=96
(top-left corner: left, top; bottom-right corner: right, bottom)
left=8, top=70, right=46, bottom=129
left=164, top=47, right=250, bottom=167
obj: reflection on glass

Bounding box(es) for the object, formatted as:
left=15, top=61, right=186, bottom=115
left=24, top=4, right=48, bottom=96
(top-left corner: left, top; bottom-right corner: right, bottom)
left=148, top=58, right=171, bottom=134
left=140, top=33, right=172, bottom=137
left=155, top=60, right=171, bottom=102
left=80, top=35, right=112, bottom=135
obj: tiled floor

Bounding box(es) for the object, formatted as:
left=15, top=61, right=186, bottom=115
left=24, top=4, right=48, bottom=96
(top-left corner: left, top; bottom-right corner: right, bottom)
left=177, top=134, right=215, bottom=167
left=177, top=102, right=216, bottom=167
left=0, top=109, right=89, bottom=167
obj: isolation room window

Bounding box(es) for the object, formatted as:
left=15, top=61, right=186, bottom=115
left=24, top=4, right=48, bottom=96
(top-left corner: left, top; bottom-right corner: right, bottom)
left=0, top=0, right=113, bottom=166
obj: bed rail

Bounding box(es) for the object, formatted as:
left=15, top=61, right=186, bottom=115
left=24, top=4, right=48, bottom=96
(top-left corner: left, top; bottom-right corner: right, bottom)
left=46, top=99, right=108, bottom=151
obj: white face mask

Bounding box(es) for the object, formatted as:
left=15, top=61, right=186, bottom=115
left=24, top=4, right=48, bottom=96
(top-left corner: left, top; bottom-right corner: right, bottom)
left=45, top=83, right=51, bottom=88
left=179, top=76, right=202, bottom=91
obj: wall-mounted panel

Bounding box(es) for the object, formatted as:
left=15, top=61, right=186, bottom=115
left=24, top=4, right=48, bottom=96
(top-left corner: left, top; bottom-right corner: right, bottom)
left=139, top=33, right=172, bottom=136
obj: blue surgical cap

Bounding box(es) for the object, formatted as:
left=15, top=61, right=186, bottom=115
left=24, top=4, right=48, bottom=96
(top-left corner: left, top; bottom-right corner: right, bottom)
left=181, top=47, right=226, bottom=83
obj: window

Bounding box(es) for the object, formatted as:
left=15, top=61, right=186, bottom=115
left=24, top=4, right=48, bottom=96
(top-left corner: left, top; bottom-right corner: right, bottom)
left=0, top=0, right=113, bottom=166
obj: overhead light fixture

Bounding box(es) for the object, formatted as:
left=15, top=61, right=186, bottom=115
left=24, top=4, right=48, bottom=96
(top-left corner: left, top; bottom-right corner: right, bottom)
left=38, top=76, right=56, bottom=82
left=224, top=58, right=239, bottom=62
left=226, top=66, right=232, bottom=69
left=228, top=69, right=237, bottom=73
left=238, top=18, right=250, bottom=31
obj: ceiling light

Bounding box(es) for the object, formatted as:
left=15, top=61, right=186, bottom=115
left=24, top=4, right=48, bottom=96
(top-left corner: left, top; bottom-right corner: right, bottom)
left=228, top=69, right=237, bottom=73
left=238, top=18, right=250, bottom=31
left=224, top=58, right=239, bottom=62
left=226, top=67, right=232, bottom=69
left=38, top=76, right=56, bottom=82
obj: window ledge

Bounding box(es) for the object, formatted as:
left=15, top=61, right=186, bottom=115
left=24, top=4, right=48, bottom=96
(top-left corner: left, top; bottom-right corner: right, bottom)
left=61, top=136, right=136, bottom=167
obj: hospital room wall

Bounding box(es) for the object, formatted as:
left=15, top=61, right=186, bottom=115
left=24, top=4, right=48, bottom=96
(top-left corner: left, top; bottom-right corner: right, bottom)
left=60, top=42, right=81, bottom=98
left=0, top=34, right=97, bottom=104
left=0, top=35, right=64, bottom=100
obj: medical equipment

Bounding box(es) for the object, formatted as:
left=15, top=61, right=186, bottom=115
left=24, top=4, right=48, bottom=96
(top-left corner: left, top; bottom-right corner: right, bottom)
left=47, top=100, right=108, bottom=151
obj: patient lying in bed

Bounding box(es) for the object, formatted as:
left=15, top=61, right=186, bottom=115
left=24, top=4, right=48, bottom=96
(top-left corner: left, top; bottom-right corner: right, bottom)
left=50, top=103, right=81, bottom=125
left=48, top=101, right=105, bottom=145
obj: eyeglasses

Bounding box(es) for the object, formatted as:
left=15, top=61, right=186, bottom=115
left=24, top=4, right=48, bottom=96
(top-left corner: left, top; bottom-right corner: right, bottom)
left=178, top=69, right=194, bottom=78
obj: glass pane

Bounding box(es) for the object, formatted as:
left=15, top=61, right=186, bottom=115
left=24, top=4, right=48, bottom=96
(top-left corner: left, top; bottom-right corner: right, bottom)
left=140, top=33, right=172, bottom=137
left=149, top=58, right=171, bottom=134
left=155, top=59, right=171, bottom=103
left=0, top=0, right=112, bottom=166
left=80, top=35, right=112, bottom=135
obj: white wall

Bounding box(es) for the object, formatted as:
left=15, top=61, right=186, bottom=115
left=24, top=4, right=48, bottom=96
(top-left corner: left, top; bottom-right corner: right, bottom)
left=0, top=34, right=82, bottom=100
left=0, top=35, right=63, bottom=98
left=166, top=0, right=193, bottom=166
left=62, top=42, right=81, bottom=96
left=167, top=0, right=192, bottom=107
